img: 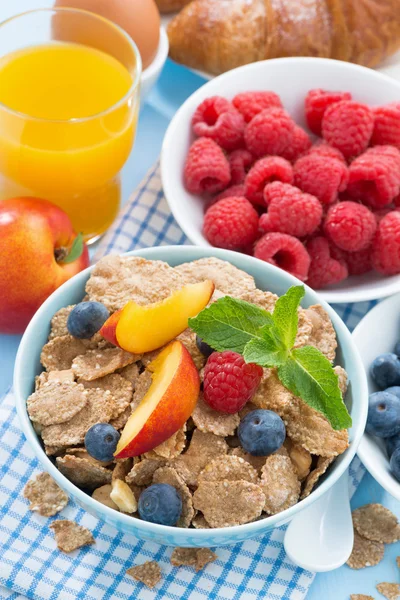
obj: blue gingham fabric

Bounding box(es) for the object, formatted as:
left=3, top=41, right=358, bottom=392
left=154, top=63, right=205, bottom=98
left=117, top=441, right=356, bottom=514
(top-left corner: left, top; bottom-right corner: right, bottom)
left=0, top=162, right=372, bottom=600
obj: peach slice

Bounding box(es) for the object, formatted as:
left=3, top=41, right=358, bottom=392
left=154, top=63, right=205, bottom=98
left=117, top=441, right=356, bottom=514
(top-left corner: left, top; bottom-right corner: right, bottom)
left=115, top=340, right=200, bottom=458
left=99, top=309, right=122, bottom=347
left=101, top=279, right=214, bottom=354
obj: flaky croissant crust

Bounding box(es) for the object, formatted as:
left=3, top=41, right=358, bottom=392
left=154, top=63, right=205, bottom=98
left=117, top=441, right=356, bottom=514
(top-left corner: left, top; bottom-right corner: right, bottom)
left=167, top=0, right=400, bottom=75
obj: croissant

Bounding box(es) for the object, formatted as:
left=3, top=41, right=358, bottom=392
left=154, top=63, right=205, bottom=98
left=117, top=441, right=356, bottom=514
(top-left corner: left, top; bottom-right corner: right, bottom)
left=167, top=0, right=400, bottom=75
left=155, top=0, right=192, bottom=13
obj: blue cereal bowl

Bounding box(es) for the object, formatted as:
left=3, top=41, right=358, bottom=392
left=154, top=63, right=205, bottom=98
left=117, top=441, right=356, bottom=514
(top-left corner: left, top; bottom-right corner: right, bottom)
left=14, top=246, right=368, bottom=547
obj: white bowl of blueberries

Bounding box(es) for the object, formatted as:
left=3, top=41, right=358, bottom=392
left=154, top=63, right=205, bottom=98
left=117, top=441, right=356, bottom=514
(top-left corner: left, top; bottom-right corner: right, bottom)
left=354, top=293, right=400, bottom=500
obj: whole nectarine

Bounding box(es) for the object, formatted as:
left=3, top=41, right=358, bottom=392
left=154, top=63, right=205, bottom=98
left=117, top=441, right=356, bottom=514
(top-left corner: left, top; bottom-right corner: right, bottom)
left=0, top=197, right=89, bottom=333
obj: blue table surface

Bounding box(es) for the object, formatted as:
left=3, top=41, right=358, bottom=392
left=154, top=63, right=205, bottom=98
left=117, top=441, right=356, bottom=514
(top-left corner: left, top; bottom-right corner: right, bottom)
left=1, top=10, right=399, bottom=597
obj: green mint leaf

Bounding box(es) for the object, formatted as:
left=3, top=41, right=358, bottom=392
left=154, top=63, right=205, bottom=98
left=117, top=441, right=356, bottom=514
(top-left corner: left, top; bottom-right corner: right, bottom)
left=277, top=346, right=352, bottom=431
left=61, top=233, right=84, bottom=264
left=243, top=336, right=287, bottom=368
left=188, top=296, right=273, bottom=354
left=272, top=285, right=305, bottom=349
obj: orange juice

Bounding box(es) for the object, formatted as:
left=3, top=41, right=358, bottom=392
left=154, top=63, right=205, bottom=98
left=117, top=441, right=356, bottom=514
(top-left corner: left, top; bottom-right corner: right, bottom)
left=0, top=42, right=138, bottom=240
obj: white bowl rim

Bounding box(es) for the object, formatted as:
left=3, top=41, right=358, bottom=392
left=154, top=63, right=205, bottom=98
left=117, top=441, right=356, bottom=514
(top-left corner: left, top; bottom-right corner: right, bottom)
left=353, top=293, right=400, bottom=499
left=14, top=245, right=368, bottom=541
left=142, top=25, right=169, bottom=83
left=160, top=56, right=400, bottom=305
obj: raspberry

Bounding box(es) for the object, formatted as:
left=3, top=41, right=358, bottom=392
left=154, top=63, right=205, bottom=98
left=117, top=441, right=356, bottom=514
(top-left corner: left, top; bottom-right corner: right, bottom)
left=244, top=156, right=293, bottom=205
left=204, top=185, right=246, bottom=213
left=244, top=108, right=295, bottom=157
left=306, top=236, right=348, bottom=289
left=307, top=142, right=346, bottom=163
left=260, top=182, right=322, bottom=237
left=343, top=247, right=372, bottom=276
left=184, top=138, right=231, bottom=195
left=254, top=232, right=311, bottom=281
left=192, top=97, right=245, bottom=151
left=374, top=207, right=394, bottom=223
left=203, top=196, right=259, bottom=250
left=347, top=146, right=400, bottom=208
left=322, top=101, right=374, bottom=159
left=214, top=184, right=246, bottom=202
left=371, top=211, right=400, bottom=275
left=192, top=96, right=234, bottom=126
left=324, top=201, right=377, bottom=252
left=281, top=125, right=312, bottom=162
left=305, top=89, right=352, bottom=136
left=233, top=91, right=282, bottom=123
left=371, top=105, right=400, bottom=148
left=203, top=351, right=263, bottom=414
left=294, top=154, right=348, bottom=205
left=229, top=149, right=254, bottom=184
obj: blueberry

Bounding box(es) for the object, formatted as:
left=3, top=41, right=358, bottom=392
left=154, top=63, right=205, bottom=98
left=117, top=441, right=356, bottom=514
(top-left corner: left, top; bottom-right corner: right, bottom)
left=366, top=392, right=400, bottom=438
left=138, top=484, right=182, bottom=526
left=67, top=301, right=109, bottom=339
left=386, top=433, right=400, bottom=459
left=370, top=353, right=400, bottom=389
left=385, top=386, right=400, bottom=400
left=238, top=409, right=286, bottom=456
left=394, top=341, right=400, bottom=358
left=390, top=446, right=400, bottom=482
left=84, top=423, right=120, bottom=462
left=195, top=335, right=214, bottom=358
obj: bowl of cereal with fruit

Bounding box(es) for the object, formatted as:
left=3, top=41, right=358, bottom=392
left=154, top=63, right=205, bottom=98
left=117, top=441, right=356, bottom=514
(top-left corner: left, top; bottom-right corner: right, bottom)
left=15, top=246, right=367, bottom=547
left=161, top=57, right=400, bottom=304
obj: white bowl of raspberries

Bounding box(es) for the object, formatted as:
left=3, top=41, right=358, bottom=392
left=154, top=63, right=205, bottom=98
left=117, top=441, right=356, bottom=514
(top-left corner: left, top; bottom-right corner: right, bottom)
left=161, top=57, right=400, bottom=303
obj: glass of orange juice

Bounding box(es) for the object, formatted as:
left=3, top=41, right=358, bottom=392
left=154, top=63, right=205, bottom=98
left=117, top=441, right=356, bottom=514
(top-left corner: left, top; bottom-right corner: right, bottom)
left=0, top=8, right=141, bottom=242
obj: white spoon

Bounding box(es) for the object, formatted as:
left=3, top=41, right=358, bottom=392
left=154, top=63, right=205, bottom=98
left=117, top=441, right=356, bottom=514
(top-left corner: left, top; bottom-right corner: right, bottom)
left=284, top=472, right=353, bottom=572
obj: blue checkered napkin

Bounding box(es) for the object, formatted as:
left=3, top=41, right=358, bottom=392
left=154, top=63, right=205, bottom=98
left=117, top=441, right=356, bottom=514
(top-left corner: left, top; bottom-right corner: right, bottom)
left=0, top=162, right=369, bottom=600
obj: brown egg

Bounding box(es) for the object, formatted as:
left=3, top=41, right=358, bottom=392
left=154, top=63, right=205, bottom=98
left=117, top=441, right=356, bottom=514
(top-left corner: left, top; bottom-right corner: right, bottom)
left=54, top=0, right=161, bottom=69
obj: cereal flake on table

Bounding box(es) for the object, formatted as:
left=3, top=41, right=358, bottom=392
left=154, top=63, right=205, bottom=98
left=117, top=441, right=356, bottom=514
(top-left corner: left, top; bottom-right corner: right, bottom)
left=24, top=472, right=68, bottom=517
left=350, top=596, right=375, bottom=600
left=50, top=520, right=95, bottom=553
left=347, top=530, right=385, bottom=569
left=376, top=583, right=400, bottom=600
left=352, top=504, right=400, bottom=544
left=126, top=561, right=162, bottom=589
left=170, top=547, right=217, bottom=571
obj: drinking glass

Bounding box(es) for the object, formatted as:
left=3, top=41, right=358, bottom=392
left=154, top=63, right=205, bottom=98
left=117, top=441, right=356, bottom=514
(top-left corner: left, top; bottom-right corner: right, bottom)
left=0, top=8, right=141, bottom=242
